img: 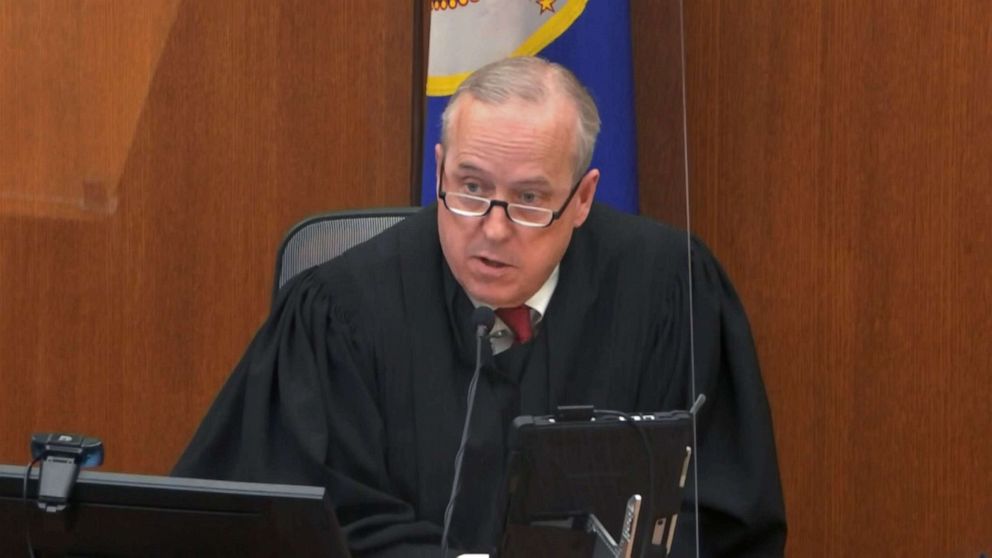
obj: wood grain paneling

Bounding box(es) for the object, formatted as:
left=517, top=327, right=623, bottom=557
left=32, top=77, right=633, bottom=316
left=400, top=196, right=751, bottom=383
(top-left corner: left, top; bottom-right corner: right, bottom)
left=631, top=0, right=689, bottom=230
left=0, top=1, right=181, bottom=218
left=637, top=0, right=991, bottom=555
left=0, top=1, right=414, bottom=474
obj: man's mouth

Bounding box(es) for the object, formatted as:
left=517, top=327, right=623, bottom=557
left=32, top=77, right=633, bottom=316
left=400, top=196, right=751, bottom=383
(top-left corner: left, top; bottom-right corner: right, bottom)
left=475, top=255, right=511, bottom=269
left=479, top=256, right=509, bottom=267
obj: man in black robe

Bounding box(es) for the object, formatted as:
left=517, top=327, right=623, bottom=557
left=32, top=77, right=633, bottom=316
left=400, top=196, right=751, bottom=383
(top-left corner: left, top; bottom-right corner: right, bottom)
left=174, top=56, right=786, bottom=557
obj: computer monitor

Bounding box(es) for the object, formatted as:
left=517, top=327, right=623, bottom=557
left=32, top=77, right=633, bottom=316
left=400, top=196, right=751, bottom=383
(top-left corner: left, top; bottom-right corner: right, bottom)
left=499, top=409, right=694, bottom=558
left=0, top=464, right=349, bottom=557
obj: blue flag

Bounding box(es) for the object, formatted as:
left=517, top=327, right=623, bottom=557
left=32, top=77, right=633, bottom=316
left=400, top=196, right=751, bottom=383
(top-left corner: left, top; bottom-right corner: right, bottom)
left=420, top=0, right=639, bottom=213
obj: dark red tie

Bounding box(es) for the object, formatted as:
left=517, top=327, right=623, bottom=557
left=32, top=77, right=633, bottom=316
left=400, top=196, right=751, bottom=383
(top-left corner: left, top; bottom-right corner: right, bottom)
left=496, top=305, right=533, bottom=344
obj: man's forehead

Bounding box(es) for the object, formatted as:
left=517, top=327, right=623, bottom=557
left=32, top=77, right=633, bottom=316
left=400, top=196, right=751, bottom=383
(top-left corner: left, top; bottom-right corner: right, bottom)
left=450, top=99, right=575, bottom=152
left=456, top=93, right=571, bottom=125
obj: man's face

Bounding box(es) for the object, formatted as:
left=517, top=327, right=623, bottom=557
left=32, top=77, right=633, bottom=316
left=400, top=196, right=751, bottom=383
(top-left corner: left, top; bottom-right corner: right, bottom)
left=436, top=94, right=598, bottom=308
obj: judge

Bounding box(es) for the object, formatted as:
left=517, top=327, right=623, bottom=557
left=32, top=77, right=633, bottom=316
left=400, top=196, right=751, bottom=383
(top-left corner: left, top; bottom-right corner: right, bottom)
left=174, top=56, right=786, bottom=557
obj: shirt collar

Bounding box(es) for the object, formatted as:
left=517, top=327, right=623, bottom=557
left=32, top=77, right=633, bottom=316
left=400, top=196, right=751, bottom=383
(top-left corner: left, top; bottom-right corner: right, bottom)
left=468, top=264, right=559, bottom=322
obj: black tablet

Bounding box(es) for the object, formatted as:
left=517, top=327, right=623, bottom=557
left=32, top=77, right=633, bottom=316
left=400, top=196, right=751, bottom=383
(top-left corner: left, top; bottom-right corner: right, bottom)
left=500, top=409, right=694, bottom=558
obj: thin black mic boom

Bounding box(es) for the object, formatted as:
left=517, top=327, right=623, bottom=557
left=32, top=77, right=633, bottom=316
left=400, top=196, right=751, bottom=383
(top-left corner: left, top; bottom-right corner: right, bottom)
left=440, top=306, right=495, bottom=557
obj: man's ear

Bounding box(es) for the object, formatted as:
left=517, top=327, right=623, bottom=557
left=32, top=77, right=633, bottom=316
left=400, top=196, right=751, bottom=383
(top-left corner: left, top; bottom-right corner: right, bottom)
left=434, top=144, right=444, bottom=195
left=571, top=168, right=599, bottom=228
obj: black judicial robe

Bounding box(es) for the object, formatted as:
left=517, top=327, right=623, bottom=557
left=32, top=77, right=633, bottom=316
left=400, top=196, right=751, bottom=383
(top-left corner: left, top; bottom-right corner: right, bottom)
left=173, top=203, right=786, bottom=557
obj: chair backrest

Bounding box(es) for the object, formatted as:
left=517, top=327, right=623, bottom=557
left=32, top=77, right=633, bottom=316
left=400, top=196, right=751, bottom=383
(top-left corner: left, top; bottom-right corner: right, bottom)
left=272, top=207, right=419, bottom=307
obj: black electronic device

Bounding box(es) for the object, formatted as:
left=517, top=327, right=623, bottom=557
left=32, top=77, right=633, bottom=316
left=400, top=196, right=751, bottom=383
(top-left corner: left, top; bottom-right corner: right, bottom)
left=499, top=410, right=694, bottom=558
left=30, top=433, right=104, bottom=468
left=0, top=464, right=349, bottom=557
left=29, top=432, right=105, bottom=513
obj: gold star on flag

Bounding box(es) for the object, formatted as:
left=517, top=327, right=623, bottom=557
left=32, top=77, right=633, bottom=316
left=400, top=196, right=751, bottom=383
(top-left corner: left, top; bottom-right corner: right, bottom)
left=536, top=0, right=556, bottom=15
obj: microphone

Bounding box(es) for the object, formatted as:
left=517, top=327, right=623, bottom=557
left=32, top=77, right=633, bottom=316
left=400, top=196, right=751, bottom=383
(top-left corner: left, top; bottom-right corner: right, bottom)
left=440, top=306, right=496, bottom=557
left=473, top=306, right=495, bottom=338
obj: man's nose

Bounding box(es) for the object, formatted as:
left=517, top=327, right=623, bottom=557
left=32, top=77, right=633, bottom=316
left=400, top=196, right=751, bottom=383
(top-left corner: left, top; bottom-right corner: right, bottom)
left=481, top=205, right=514, bottom=241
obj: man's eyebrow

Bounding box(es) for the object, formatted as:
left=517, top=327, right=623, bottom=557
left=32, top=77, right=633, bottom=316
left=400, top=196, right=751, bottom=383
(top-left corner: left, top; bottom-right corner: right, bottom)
left=452, top=162, right=552, bottom=188
left=510, top=177, right=553, bottom=190
left=453, top=162, right=486, bottom=175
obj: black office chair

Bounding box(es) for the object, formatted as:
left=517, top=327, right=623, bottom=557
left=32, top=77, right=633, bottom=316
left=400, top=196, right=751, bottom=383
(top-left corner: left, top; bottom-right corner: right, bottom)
left=271, top=207, right=419, bottom=307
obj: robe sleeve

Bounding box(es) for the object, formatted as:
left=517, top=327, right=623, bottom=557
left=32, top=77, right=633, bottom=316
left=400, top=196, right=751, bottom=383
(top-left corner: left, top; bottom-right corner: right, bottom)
left=172, top=268, right=454, bottom=558
left=657, top=238, right=788, bottom=557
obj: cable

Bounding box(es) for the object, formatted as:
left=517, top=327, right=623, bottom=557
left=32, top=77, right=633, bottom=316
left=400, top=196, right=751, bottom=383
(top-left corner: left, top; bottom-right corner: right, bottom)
left=22, top=457, right=42, bottom=558
left=675, top=0, right=702, bottom=555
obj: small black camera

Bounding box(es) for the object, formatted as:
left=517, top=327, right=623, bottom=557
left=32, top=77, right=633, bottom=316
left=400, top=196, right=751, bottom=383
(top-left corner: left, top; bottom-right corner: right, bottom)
left=29, top=432, right=104, bottom=512
left=30, top=432, right=104, bottom=467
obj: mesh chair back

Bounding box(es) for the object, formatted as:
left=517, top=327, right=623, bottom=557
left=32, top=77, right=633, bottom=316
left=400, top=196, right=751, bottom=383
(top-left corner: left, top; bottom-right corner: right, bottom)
left=272, top=207, right=418, bottom=307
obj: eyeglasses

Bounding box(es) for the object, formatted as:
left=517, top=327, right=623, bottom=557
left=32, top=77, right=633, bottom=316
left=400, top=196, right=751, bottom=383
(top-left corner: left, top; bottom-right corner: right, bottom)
left=436, top=160, right=582, bottom=228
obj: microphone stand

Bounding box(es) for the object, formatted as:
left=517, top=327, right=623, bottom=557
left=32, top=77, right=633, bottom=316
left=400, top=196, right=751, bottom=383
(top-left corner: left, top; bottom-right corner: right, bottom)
left=440, top=307, right=496, bottom=557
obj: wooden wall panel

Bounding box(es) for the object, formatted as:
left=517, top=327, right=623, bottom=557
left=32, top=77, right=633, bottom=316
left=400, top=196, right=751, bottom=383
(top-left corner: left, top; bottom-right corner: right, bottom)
left=631, top=0, right=689, bottom=230
left=0, top=1, right=415, bottom=474
left=0, top=0, right=181, bottom=218
left=637, top=0, right=991, bottom=555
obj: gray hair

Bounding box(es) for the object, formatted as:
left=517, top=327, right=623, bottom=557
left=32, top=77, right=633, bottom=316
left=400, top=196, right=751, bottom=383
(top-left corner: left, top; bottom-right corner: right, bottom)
left=440, top=56, right=601, bottom=180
